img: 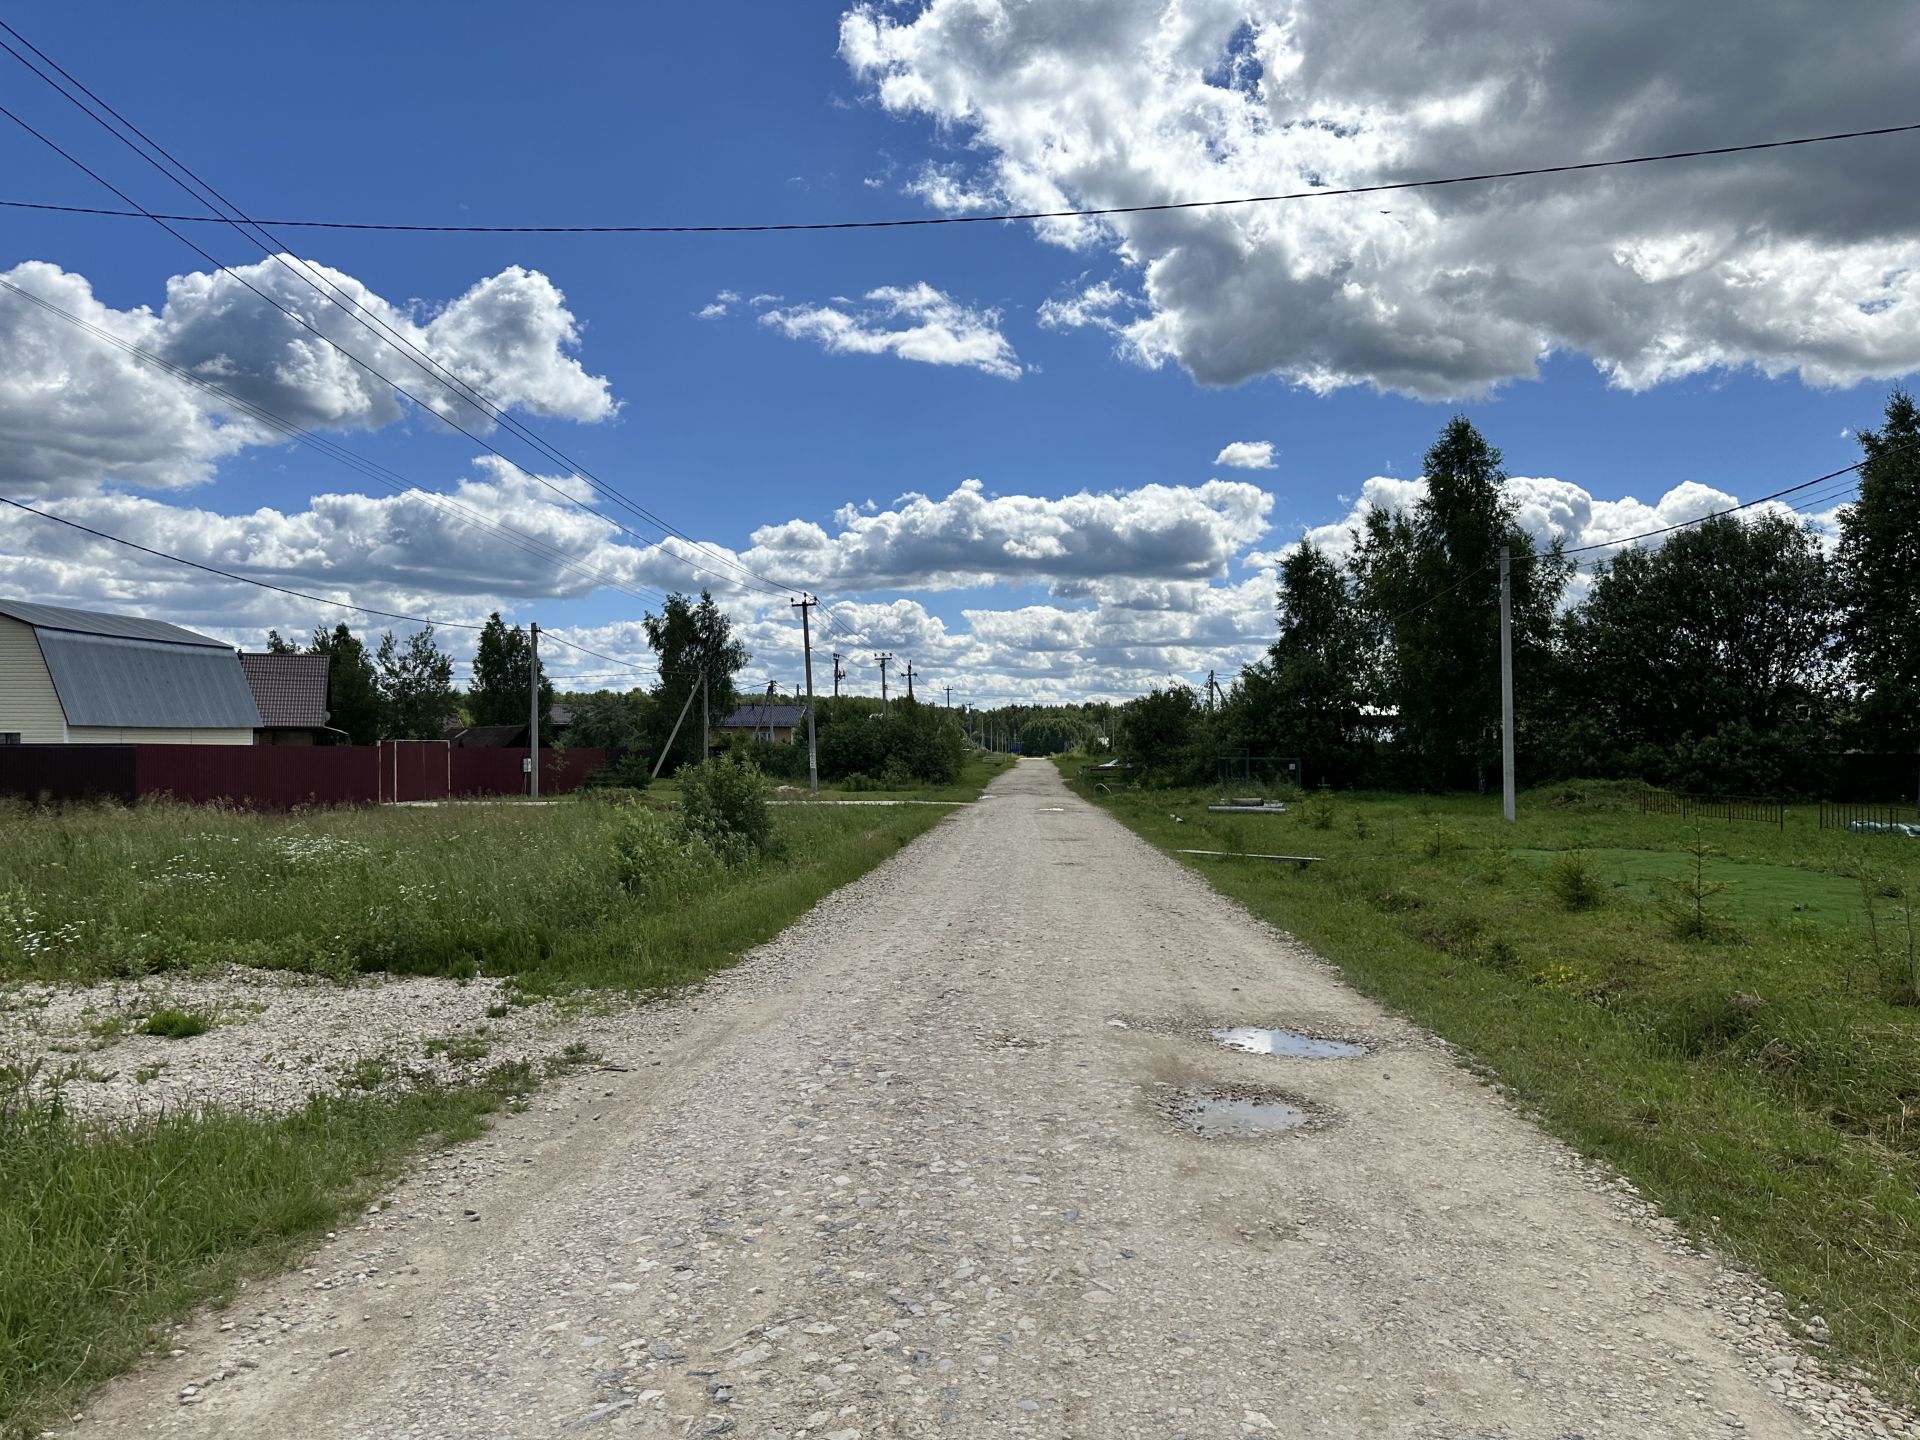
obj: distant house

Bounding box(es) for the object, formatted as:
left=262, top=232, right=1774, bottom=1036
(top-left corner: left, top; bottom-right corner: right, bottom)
left=238, top=653, right=333, bottom=745
left=717, top=701, right=809, bottom=745
left=0, top=600, right=261, bottom=745
left=444, top=707, right=573, bottom=749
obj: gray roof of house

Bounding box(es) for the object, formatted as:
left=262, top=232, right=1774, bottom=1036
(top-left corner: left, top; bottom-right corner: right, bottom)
left=0, top=599, right=232, bottom=649
left=0, top=600, right=262, bottom=729
left=238, top=653, right=330, bottom=727
left=719, top=703, right=809, bottom=729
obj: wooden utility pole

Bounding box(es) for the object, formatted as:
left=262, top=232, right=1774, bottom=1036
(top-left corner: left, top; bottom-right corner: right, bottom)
left=1499, top=544, right=1515, bottom=824
left=876, top=653, right=893, bottom=716
left=792, top=594, right=820, bottom=793
left=943, top=685, right=952, bottom=709
left=528, top=622, right=540, bottom=800
left=902, top=662, right=918, bottom=702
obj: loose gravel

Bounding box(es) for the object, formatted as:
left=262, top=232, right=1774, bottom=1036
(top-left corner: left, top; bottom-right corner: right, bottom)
left=51, top=759, right=1920, bottom=1438
left=1, top=968, right=640, bottom=1118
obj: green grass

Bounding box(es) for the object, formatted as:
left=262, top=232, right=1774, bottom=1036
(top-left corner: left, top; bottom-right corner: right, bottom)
left=1059, top=764, right=1920, bottom=1405
left=0, top=766, right=994, bottom=1432
left=0, top=786, right=974, bottom=994
left=0, top=1063, right=537, bottom=1439
left=769, top=749, right=1015, bottom=804
left=140, top=1008, right=210, bottom=1040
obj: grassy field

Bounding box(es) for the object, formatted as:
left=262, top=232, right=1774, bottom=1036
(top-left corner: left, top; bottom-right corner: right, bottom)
left=0, top=768, right=991, bottom=1436
left=1058, top=763, right=1920, bottom=1405
left=0, top=1065, right=539, bottom=1439
left=0, top=784, right=976, bottom=995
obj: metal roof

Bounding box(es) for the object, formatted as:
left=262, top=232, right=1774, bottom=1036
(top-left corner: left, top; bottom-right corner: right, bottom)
left=36, top=630, right=263, bottom=729
left=719, top=703, right=810, bottom=729
left=238, top=653, right=331, bottom=728
left=0, top=599, right=230, bottom=649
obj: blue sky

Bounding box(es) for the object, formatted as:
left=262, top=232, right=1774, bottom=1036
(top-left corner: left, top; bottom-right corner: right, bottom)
left=3, top=1, right=1917, bottom=702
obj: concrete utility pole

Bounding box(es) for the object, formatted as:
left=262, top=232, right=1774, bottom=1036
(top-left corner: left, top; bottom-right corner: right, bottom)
left=1499, top=544, right=1516, bottom=824
left=701, top=673, right=710, bottom=761
left=876, top=653, right=893, bottom=716
left=652, top=667, right=704, bottom=781
left=528, top=622, right=541, bottom=800
left=793, top=595, right=820, bottom=793
left=903, top=662, right=918, bottom=703
left=830, top=651, right=845, bottom=699
left=943, top=685, right=952, bottom=709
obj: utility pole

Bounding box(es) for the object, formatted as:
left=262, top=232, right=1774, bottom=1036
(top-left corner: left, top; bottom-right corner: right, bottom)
left=903, top=662, right=918, bottom=703
left=793, top=595, right=820, bottom=793
left=943, top=685, right=952, bottom=709
left=701, top=673, right=710, bottom=761
left=876, top=653, right=893, bottom=716
left=830, top=651, right=845, bottom=699
left=1499, top=544, right=1515, bottom=824
left=652, top=667, right=704, bottom=780
left=528, top=622, right=540, bottom=800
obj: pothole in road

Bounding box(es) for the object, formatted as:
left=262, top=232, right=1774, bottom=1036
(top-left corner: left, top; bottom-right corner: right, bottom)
left=1161, top=1084, right=1323, bottom=1138
left=1211, top=1026, right=1367, bottom=1060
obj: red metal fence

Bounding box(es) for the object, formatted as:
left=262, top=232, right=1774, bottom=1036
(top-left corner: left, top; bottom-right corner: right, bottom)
left=0, top=744, right=608, bottom=809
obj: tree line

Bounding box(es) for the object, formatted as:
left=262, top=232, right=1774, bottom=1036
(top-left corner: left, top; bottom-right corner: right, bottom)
left=1118, top=390, right=1920, bottom=800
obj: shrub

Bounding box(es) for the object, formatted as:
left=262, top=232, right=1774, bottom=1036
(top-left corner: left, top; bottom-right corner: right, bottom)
left=1420, top=825, right=1468, bottom=858
left=1302, top=788, right=1335, bottom=830
left=1545, top=851, right=1604, bottom=910
left=578, top=754, right=653, bottom=791
left=141, top=1009, right=209, bottom=1040
left=611, top=803, right=722, bottom=901
left=678, top=755, right=777, bottom=863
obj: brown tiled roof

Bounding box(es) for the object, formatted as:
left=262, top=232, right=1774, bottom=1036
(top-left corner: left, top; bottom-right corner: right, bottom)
left=238, top=653, right=330, bottom=728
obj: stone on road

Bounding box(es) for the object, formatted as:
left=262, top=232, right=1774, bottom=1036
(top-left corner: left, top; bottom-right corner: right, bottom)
left=74, top=759, right=1860, bottom=1438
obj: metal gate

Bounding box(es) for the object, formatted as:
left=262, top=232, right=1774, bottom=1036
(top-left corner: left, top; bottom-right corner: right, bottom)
left=377, top=739, right=450, bottom=803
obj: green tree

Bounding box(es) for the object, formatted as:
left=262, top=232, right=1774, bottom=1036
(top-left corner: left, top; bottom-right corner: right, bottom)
left=376, top=626, right=460, bottom=740
left=1118, top=685, right=1206, bottom=783
left=642, top=591, right=749, bottom=772
left=307, top=622, right=382, bottom=744
left=1351, top=416, right=1567, bottom=788
left=1232, top=539, right=1373, bottom=778
left=1557, top=513, right=1837, bottom=789
left=562, top=689, right=652, bottom=752
left=263, top=629, right=298, bottom=655
left=467, top=612, right=554, bottom=738
left=1837, top=388, right=1920, bottom=758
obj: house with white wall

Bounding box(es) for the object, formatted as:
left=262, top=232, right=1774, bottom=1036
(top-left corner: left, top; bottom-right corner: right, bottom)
left=0, top=600, right=262, bottom=745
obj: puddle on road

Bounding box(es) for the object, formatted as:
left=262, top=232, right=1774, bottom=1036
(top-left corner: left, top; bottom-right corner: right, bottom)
left=1171, top=1090, right=1310, bottom=1137
left=1212, top=1026, right=1366, bottom=1060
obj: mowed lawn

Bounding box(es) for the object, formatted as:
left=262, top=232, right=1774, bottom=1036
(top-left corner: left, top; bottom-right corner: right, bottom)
left=1061, top=766, right=1920, bottom=1408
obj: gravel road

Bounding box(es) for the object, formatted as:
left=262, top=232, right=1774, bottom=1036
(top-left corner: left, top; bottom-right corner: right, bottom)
left=68, top=759, right=1912, bottom=1439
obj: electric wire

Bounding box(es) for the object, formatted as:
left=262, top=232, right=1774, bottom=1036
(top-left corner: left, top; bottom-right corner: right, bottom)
left=3, top=122, right=1915, bottom=234
left=0, top=276, right=683, bottom=613
left=0, top=494, right=486, bottom=630
left=0, top=88, right=795, bottom=607
left=0, top=22, right=803, bottom=606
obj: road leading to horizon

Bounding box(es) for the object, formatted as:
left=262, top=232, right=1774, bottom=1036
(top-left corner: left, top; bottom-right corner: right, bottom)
left=76, top=758, right=1821, bottom=1438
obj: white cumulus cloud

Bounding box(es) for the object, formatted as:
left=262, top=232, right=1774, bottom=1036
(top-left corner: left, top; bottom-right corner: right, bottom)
left=0, top=258, right=616, bottom=499
left=1213, top=440, right=1276, bottom=469
left=842, top=0, right=1920, bottom=398
left=758, top=283, right=1022, bottom=379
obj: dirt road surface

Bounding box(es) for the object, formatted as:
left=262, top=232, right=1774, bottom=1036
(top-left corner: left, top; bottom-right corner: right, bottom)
left=73, top=759, right=1867, bottom=1438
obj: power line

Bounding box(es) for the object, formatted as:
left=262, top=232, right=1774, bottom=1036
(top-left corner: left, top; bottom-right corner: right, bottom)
left=1, top=494, right=485, bottom=630
left=4, top=122, right=1915, bottom=234
left=1558, top=460, right=1869, bottom=556
left=0, top=275, right=680, bottom=612
left=0, top=33, right=803, bottom=606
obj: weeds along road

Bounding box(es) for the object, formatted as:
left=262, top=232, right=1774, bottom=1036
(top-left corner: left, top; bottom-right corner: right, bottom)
left=76, top=759, right=1822, bottom=1439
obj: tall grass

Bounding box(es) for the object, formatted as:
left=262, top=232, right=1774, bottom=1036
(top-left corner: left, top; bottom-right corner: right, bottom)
left=1063, top=768, right=1920, bottom=1406
left=0, top=795, right=953, bottom=994
left=0, top=1065, right=536, bottom=1438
